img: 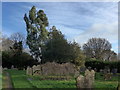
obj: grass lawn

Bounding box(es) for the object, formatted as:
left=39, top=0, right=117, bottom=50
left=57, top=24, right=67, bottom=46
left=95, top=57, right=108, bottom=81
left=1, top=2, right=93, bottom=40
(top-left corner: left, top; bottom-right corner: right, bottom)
left=5, top=70, right=34, bottom=88
left=0, top=73, right=2, bottom=89
left=3, top=69, right=119, bottom=89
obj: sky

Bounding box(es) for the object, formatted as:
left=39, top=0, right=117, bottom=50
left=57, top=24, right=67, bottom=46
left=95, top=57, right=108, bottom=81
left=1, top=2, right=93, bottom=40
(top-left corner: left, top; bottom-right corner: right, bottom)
left=2, top=2, right=118, bottom=53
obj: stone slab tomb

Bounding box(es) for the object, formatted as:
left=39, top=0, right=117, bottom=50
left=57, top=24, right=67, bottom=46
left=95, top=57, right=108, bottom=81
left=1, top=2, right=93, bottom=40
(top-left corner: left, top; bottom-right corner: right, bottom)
left=26, top=62, right=78, bottom=77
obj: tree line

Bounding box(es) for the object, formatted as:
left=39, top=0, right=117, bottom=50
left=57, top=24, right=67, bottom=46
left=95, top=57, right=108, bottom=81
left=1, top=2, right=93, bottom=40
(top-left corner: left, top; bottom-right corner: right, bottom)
left=2, top=6, right=118, bottom=69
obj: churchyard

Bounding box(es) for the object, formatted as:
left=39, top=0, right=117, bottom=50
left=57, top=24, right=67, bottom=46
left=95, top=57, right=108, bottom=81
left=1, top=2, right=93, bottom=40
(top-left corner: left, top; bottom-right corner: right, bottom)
left=1, top=63, right=120, bottom=89
left=2, top=3, right=120, bottom=89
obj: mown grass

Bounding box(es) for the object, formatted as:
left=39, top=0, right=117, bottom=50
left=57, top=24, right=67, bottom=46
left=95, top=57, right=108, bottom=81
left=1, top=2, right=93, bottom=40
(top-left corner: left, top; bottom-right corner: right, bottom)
left=0, top=73, right=2, bottom=89
left=4, top=69, right=119, bottom=89
left=28, top=75, right=76, bottom=88
left=6, top=69, right=34, bottom=88
left=2, top=72, right=6, bottom=88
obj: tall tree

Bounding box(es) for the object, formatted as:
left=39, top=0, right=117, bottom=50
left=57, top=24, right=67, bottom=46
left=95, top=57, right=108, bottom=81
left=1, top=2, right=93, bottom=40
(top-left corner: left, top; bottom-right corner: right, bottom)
left=83, top=38, right=112, bottom=60
left=43, top=26, right=85, bottom=65
left=43, top=26, right=70, bottom=63
left=24, top=6, right=49, bottom=62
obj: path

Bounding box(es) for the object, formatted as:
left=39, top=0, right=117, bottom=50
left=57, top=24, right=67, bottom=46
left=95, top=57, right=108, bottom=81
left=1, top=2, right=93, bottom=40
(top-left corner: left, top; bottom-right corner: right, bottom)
left=2, top=71, right=14, bottom=89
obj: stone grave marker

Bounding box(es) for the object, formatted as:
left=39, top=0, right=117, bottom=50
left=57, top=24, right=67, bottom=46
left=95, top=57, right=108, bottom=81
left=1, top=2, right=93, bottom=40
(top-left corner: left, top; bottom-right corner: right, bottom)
left=26, top=66, right=33, bottom=75
left=11, top=65, right=14, bottom=69
left=103, top=67, right=112, bottom=80
left=0, top=66, right=2, bottom=74
left=76, top=75, right=84, bottom=88
left=76, top=68, right=95, bottom=89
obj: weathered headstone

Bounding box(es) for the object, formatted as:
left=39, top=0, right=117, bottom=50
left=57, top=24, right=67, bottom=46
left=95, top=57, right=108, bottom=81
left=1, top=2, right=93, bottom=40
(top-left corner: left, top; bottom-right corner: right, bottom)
left=33, top=65, right=41, bottom=75
left=26, top=66, right=33, bottom=75
left=76, top=68, right=95, bottom=89
left=76, top=75, right=84, bottom=88
left=103, top=67, right=112, bottom=80
left=0, top=66, right=2, bottom=74
left=3, top=68, right=8, bottom=70
left=91, top=70, right=95, bottom=84
left=85, top=69, right=95, bottom=88
left=32, top=65, right=37, bottom=74
left=104, top=73, right=112, bottom=80
left=11, top=65, right=14, bottom=69
left=84, top=75, right=92, bottom=88
left=74, top=71, right=80, bottom=78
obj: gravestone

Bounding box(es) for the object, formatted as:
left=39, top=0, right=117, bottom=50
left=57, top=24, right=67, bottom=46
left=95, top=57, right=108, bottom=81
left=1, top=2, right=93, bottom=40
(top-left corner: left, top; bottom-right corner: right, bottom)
left=0, top=66, right=2, bottom=74
left=94, top=68, right=97, bottom=72
left=74, top=71, right=80, bottom=78
left=76, top=68, right=95, bottom=88
left=104, top=73, right=112, bottom=80
left=103, top=67, right=112, bottom=80
left=91, top=70, right=95, bottom=83
left=76, top=75, right=84, bottom=88
left=11, top=65, right=14, bottom=69
left=33, top=65, right=41, bottom=75
left=3, top=68, right=8, bottom=70
left=26, top=66, right=33, bottom=75
left=85, top=68, right=95, bottom=88
left=32, top=65, right=37, bottom=74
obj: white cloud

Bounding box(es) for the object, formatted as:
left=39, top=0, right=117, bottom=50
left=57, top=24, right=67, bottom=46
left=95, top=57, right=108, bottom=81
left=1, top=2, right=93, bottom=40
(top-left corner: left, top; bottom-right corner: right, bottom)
left=2, top=2, right=118, bottom=53
left=74, top=22, right=118, bottom=52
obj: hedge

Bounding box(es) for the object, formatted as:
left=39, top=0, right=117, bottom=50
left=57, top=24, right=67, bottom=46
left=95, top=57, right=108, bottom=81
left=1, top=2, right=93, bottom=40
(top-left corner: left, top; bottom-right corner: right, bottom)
left=85, top=60, right=120, bottom=73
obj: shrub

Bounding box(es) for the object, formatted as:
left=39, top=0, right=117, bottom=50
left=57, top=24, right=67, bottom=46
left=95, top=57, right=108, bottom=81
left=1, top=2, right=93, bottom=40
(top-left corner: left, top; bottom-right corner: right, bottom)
left=85, top=60, right=120, bottom=73
left=2, top=51, right=38, bottom=69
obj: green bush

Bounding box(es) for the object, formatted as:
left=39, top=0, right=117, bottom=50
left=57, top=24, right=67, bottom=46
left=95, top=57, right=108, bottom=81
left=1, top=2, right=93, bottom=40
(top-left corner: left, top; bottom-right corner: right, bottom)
left=2, top=51, right=38, bottom=69
left=85, top=60, right=120, bottom=73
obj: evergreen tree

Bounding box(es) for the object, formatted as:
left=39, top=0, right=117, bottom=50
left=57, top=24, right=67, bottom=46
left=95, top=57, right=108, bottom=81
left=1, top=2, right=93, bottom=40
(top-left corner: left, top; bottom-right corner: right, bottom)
left=24, top=6, right=49, bottom=62
left=43, top=26, right=70, bottom=63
